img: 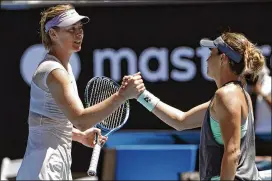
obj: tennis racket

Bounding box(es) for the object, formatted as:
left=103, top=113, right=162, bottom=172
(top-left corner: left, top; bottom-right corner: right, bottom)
left=84, top=76, right=130, bottom=176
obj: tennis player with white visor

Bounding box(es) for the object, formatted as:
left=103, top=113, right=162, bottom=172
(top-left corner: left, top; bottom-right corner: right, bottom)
left=17, top=4, right=145, bottom=180
left=128, top=32, right=271, bottom=180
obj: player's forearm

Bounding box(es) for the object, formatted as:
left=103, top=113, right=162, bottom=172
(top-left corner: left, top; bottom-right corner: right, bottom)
left=153, top=101, right=186, bottom=131
left=137, top=90, right=206, bottom=130
left=220, top=150, right=240, bottom=180
left=74, top=92, right=126, bottom=131
left=136, top=90, right=185, bottom=130
left=72, top=127, right=83, bottom=142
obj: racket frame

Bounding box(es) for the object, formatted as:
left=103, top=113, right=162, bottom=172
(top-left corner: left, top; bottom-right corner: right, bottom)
left=84, top=76, right=130, bottom=176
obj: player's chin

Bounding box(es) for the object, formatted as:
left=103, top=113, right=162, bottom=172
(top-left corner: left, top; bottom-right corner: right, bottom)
left=207, top=72, right=215, bottom=80
left=72, top=44, right=82, bottom=52
left=73, top=47, right=82, bottom=52
left=207, top=71, right=212, bottom=79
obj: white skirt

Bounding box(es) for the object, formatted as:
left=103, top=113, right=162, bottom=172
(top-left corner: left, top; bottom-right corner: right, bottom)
left=16, top=147, right=72, bottom=180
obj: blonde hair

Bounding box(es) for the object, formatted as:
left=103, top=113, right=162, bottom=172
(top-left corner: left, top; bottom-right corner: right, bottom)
left=40, top=4, right=74, bottom=50
left=221, top=32, right=265, bottom=82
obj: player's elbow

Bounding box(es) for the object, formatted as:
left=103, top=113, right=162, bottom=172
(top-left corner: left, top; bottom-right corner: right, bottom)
left=70, top=120, right=85, bottom=132
left=173, top=112, right=186, bottom=131
left=225, top=146, right=241, bottom=165
left=68, top=110, right=89, bottom=131
left=174, top=123, right=185, bottom=131
left=175, top=114, right=191, bottom=131
left=234, top=149, right=241, bottom=164
left=175, top=127, right=185, bottom=131
left=175, top=124, right=189, bottom=131
left=72, top=121, right=88, bottom=132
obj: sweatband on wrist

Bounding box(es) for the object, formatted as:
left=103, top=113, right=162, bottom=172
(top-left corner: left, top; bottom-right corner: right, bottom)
left=137, top=90, right=160, bottom=112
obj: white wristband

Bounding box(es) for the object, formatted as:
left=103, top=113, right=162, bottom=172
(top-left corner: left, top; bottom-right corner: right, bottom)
left=137, top=90, right=160, bottom=112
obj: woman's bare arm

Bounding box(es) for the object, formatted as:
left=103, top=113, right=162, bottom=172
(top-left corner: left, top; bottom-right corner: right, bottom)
left=47, top=69, right=143, bottom=131
left=153, top=100, right=210, bottom=131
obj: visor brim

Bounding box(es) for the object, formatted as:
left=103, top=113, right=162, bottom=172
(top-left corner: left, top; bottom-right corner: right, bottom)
left=200, top=39, right=217, bottom=48
left=57, top=15, right=89, bottom=27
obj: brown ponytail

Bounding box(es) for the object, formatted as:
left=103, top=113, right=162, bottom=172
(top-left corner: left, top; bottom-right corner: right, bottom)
left=243, top=42, right=265, bottom=82
left=221, top=32, right=265, bottom=83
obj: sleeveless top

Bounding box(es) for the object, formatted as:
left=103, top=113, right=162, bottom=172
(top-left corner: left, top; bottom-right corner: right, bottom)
left=17, top=54, right=78, bottom=180
left=209, top=115, right=248, bottom=145
left=199, top=81, right=260, bottom=181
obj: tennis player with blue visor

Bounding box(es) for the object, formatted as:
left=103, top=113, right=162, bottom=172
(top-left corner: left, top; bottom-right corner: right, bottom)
left=133, top=33, right=271, bottom=180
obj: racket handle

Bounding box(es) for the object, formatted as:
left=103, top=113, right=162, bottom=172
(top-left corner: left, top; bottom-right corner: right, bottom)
left=87, top=144, right=102, bottom=176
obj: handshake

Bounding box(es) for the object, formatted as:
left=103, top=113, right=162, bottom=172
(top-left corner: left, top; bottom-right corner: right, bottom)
left=118, top=72, right=160, bottom=112
left=118, top=72, right=146, bottom=100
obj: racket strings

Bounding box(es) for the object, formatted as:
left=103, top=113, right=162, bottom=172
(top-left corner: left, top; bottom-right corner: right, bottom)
left=103, top=82, right=121, bottom=129
left=101, top=80, right=115, bottom=129
left=101, top=81, right=112, bottom=129
left=95, top=79, right=111, bottom=128
left=86, top=78, right=127, bottom=130
left=107, top=83, right=119, bottom=128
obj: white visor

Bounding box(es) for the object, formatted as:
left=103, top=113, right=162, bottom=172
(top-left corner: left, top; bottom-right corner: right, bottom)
left=45, top=9, right=89, bottom=32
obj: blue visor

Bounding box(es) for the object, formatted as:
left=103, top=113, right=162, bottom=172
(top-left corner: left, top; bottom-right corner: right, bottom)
left=200, top=36, right=242, bottom=63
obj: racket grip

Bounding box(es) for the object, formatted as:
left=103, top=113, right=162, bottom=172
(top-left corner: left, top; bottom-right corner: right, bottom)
left=87, top=144, right=102, bottom=176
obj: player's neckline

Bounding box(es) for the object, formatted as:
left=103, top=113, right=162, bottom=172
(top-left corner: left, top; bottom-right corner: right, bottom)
left=222, top=80, right=242, bottom=88
left=46, top=54, right=72, bottom=75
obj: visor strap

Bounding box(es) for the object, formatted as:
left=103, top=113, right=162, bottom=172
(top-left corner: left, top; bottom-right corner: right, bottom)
left=214, top=37, right=242, bottom=63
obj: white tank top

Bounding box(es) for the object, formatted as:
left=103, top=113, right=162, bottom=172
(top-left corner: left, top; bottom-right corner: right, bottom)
left=17, top=54, right=78, bottom=180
